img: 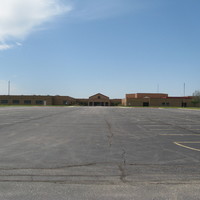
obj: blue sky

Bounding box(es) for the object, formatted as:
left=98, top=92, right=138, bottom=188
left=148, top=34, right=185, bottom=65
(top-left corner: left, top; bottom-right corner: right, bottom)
left=0, top=0, right=199, bottom=98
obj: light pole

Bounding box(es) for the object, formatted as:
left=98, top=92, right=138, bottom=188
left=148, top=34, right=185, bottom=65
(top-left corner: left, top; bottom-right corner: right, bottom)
left=184, top=83, right=185, bottom=97
left=8, top=81, right=10, bottom=95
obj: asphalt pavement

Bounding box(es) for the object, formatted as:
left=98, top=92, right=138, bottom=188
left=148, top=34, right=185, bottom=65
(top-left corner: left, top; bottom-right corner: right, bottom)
left=0, top=106, right=200, bottom=199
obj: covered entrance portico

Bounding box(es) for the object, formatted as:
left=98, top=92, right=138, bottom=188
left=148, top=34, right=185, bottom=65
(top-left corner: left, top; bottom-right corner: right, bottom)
left=88, top=93, right=110, bottom=106
left=89, top=102, right=109, bottom=106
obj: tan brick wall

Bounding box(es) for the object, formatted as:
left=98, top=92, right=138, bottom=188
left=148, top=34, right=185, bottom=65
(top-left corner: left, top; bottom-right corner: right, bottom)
left=0, top=95, right=52, bottom=105
left=121, top=98, right=126, bottom=106
left=126, top=98, right=195, bottom=107
left=126, top=99, right=143, bottom=106
left=76, top=99, right=88, bottom=106
left=126, top=94, right=136, bottom=98
left=135, top=93, right=168, bottom=98
left=110, top=99, right=122, bottom=106
left=1, top=93, right=198, bottom=107
left=89, top=94, right=109, bottom=101
left=52, top=96, right=76, bottom=105
left=88, top=93, right=110, bottom=106
left=126, top=93, right=168, bottom=99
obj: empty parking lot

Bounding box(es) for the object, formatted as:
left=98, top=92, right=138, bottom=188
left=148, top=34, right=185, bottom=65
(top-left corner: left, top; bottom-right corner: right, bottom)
left=0, top=106, right=200, bottom=199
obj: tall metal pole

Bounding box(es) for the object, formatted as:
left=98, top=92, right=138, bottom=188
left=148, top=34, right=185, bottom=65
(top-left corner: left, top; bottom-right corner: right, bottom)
left=184, top=83, right=185, bottom=97
left=157, top=84, right=159, bottom=93
left=8, top=80, right=10, bottom=95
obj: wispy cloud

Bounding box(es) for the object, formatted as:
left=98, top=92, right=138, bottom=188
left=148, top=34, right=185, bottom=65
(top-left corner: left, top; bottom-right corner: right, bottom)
left=0, top=44, right=13, bottom=50
left=0, top=0, right=72, bottom=50
left=68, top=0, right=144, bottom=21
left=0, top=0, right=150, bottom=50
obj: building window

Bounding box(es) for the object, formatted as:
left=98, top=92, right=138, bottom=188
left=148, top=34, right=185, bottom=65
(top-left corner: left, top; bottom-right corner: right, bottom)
left=182, top=102, right=187, bottom=107
left=98, top=96, right=101, bottom=99
left=63, top=101, right=68, bottom=105
left=143, top=102, right=149, bottom=107
left=36, top=100, right=44, bottom=105
left=13, top=100, right=20, bottom=104
left=1, top=100, right=8, bottom=104
left=24, top=100, right=31, bottom=105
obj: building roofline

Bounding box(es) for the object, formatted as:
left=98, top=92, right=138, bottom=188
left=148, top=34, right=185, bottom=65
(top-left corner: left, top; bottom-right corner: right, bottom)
left=89, top=93, right=109, bottom=99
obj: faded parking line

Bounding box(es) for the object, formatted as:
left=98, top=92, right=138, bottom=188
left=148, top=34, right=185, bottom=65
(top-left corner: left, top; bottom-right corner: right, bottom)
left=174, top=141, right=200, bottom=152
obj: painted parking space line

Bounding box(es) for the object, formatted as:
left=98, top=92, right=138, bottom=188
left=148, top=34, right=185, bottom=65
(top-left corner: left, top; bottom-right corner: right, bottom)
left=160, top=134, right=200, bottom=136
left=174, top=141, right=200, bottom=152
left=151, top=129, right=176, bottom=131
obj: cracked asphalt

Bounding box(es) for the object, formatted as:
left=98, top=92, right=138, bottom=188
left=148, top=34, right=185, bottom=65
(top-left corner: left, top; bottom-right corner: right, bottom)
left=0, top=106, right=200, bottom=199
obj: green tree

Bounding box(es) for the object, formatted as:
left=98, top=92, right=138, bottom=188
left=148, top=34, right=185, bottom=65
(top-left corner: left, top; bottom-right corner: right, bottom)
left=192, top=90, right=200, bottom=107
